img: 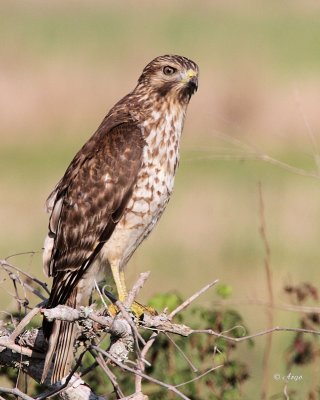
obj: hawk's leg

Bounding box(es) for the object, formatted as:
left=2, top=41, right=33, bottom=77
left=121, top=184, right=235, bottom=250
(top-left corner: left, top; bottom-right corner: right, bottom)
left=111, top=265, right=128, bottom=301
left=109, top=263, right=157, bottom=317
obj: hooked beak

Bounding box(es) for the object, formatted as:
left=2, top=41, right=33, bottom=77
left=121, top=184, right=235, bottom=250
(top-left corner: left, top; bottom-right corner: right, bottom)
left=183, top=69, right=198, bottom=93
left=188, top=75, right=198, bottom=92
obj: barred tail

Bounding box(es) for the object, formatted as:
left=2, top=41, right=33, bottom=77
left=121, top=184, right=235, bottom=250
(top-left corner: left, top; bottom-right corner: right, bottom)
left=52, top=320, right=77, bottom=383
left=41, top=290, right=78, bottom=384
left=41, top=319, right=77, bottom=383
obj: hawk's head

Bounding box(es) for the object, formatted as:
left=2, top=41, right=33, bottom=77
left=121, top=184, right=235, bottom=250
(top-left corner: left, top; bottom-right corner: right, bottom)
left=137, top=55, right=199, bottom=104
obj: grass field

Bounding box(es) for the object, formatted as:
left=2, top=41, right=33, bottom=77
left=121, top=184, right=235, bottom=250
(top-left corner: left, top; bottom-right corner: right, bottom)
left=1, top=1, right=320, bottom=398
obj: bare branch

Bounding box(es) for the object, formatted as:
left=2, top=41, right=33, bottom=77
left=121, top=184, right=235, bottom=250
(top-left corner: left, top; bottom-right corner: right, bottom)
left=258, top=183, right=274, bottom=400
left=192, top=326, right=320, bottom=342
left=124, top=272, right=150, bottom=309
left=36, top=350, right=89, bottom=399
left=0, top=258, right=50, bottom=296
left=174, top=365, right=223, bottom=388
left=1, top=264, right=319, bottom=400
left=164, top=333, right=198, bottom=372
left=89, top=346, right=124, bottom=399
left=121, top=393, right=148, bottom=400
left=0, top=386, right=34, bottom=400
left=168, top=279, right=219, bottom=319
left=92, top=345, right=191, bottom=400
left=188, top=152, right=320, bottom=180
left=10, top=302, right=44, bottom=342
left=294, top=87, right=320, bottom=174
left=35, top=375, right=107, bottom=400
left=135, top=332, right=158, bottom=394
left=0, top=328, right=105, bottom=400
left=211, top=298, right=320, bottom=314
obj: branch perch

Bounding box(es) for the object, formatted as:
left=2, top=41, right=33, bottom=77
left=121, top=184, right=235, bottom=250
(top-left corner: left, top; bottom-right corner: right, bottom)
left=1, top=269, right=319, bottom=400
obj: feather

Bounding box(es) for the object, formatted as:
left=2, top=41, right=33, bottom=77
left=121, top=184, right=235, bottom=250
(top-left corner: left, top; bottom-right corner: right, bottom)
left=42, top=55, right=198, bottom=383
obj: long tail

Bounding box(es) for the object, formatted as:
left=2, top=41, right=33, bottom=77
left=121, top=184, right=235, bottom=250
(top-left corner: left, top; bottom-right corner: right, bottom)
left=41, top=320, right=77, bottom=383
left=41, top=294, right=78, bottom=384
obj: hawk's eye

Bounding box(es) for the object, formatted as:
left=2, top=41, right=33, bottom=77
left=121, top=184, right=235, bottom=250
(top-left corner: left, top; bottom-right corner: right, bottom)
left=163, top=66, right=177, bottom=76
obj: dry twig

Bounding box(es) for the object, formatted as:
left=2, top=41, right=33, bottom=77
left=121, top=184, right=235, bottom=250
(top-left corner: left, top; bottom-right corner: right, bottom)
left=1, top=263, right=320, bottom=400
left=258, top=183, right=274, bottom=400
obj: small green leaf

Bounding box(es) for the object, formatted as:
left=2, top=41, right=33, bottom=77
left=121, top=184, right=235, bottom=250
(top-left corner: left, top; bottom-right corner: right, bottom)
left=147, top=292, right=183, bottom=312
left=216, top=283, right=233, bottom=299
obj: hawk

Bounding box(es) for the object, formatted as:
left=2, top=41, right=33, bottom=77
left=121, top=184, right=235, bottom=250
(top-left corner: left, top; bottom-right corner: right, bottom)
left=41, top=54, right=199, bottom=383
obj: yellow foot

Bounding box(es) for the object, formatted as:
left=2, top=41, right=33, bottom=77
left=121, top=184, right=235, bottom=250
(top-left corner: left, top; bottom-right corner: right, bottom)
left=132, top=301, right=158, bottom=318
left=108, top=300, right=157, bottom=319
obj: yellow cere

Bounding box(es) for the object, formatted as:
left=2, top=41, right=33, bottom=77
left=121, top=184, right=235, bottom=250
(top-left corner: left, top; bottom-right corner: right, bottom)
left=186, top=69, right=197, bottom=78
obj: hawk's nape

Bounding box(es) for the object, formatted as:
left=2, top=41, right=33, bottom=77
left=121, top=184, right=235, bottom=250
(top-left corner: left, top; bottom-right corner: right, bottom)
left=41, top=55, right=199, bottom=383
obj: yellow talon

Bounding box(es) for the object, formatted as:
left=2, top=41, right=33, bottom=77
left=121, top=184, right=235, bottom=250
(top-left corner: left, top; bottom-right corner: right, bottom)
left=131, top=301, right=158, bottom=318
left=108, top=265, right=157, bottom=317
left=108, top=300, right=157, bottom=318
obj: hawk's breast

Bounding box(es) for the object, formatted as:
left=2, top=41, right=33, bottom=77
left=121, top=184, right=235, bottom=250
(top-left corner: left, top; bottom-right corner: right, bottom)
left=101, top=107, right=186, bottom=268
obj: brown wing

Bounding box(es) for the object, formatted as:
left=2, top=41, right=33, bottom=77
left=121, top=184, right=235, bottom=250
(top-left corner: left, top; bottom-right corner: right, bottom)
left=46, top=119, right=145, bottom=308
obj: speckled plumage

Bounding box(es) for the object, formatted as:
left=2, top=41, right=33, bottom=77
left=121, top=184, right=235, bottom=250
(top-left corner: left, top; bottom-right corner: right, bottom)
left=42, top=55, right=198, bottom=383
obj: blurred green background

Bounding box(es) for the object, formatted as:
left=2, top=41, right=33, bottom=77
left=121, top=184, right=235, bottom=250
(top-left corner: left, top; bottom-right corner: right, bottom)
left=1, top=0, right=320, bottom=398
